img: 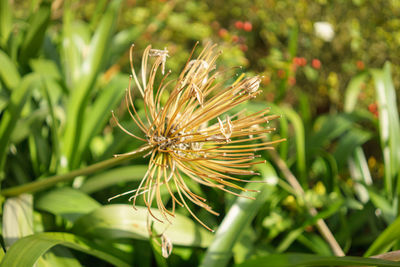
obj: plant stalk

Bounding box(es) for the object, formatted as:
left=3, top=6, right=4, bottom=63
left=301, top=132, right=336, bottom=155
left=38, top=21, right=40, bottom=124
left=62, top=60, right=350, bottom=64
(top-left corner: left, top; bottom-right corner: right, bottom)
left=0, top=151, right=145, bottom=197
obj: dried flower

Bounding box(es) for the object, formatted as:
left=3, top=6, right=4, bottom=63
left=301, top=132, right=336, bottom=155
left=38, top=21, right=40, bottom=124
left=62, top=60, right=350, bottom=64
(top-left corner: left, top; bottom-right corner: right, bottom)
left=109, top=43, right=283, bottom=233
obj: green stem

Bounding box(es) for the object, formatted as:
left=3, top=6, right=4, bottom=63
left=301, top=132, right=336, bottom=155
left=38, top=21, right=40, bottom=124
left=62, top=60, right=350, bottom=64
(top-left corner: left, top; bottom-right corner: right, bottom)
left=0, top=152, right=144, bottom=197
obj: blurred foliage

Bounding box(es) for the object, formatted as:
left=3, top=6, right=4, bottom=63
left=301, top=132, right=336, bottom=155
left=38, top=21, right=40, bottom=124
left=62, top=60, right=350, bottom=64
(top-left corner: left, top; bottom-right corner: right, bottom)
left=0, top=0, right=400, bottom=266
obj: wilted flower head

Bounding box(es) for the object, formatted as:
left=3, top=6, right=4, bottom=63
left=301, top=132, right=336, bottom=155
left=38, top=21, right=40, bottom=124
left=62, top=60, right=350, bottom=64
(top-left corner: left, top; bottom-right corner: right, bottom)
left=109, top=43, right=284, bottom=232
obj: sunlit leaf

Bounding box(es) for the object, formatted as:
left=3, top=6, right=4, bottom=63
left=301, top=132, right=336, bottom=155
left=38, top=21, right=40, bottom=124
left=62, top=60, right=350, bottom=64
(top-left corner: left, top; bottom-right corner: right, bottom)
left=2, top=194, right=33, bottom=249
left=35, top=188, right=100, bottom=223
left=80, top=165, right=147, bottom=194
left=0, top=232, right=130, bottom=267
left=72, top=204, right=213, bottom=248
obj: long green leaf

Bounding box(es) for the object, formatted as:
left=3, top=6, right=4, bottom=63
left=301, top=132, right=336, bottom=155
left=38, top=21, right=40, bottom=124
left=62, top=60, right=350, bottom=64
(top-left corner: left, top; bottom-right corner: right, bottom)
left=200, top=163, right=278, bottom=267
left=80, top=165, right=147, bottom=194
left=72, top=204, right=213, bottom=248
left=0, top=73, right=39, bottom=177
left=365, top=214, right=400, bottom=256
left=75, top=74, right=126, bottom=166
left=0, top=0, right=12, bottom=47
left=371, top=62, right=400, bottom=198
left=348, top=147, right=372, bottom=203
left=235, top=253, right=400, bottom=267
left=0, top=50, right=20, bottom=90
left=0, top=232, right=130, bottom=267
left=344, top=72, right=369, bottom=113
left=35, top=188, right=100, bottom=223
left=282, top=107, right=306, bottom=185
left=18, top=4, right=51, bottom=65
left=62, top=0, right=122, bottom=170
left=36, top=246, right=82, bottom=267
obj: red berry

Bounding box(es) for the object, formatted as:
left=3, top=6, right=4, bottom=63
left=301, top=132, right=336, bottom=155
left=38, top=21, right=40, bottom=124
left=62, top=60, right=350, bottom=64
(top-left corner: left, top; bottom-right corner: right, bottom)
left=293, top=57, right=301, bottom=66
left=357, top=60, right=365, bottom=70
left=288, top=76, right=296, bottom=86
left=277, top=69, right=286, bottom=79
left=240, top=44, right=248, bottom=52
left=299, top=57, right=307, bottom=66
left=232, top=35, right=239, bottom=42
left=234, top=21, right=244, bottom=29
left=312, top=59, right=321, bottom=69
left=243, top=21, right=252, bottom=32
left=218, top=28, right=228, bottom=38
left=368, top=103, right=378, bottom=113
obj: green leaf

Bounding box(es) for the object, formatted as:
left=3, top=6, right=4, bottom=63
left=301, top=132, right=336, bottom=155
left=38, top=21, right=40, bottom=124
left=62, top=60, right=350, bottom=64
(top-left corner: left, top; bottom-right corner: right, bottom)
left=30, top=59, right=62, bottom=81
left=282, top=107, right=306, bottom=185
left=371, top=62, right=400, bottom=198
left=37, top=246, right=82, bottom=267
left=344, top=72, right=369, bottom=112
left=80, top=165, right=147, bottom=194
left=200, top=163, right=278, bottom=267
left=368, top=189, right=396, bottom=224
left=0, top=232, right=130, bottom=267
left=348, top=147, right=372, bottom=203
left=62, top=0, right=122, bottom=170
left=75, top=74, right=127, bottom=167
left=72, top=204, right=213, bottom=248
left=235, top=253, right=400, bottom=267
left=41, top=77, right=61, bottom=173
left=2, top=194, right=34, bottom=249
left=0, top=73, right=39, bottom=178
left=310, top=114, right=354, bottom=153
left=333, top=128, right=371, bottom=168
left=10, top=107, right=48, bottom=144
left=0, top=0, right=12, bottom=47
left=35, top=188, right=100, bottom=223
left=18, top=4, right=51, bottom=65
left=365, top=214, right=400, bottom=256
left=0, top=50, right=20, bottom=90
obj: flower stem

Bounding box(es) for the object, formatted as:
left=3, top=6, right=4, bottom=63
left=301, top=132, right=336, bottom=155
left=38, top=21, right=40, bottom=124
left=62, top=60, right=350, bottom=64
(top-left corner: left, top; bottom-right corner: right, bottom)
left=0, top=152, right=144, bottom=197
